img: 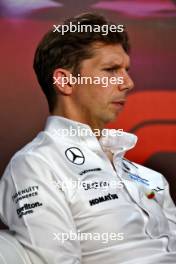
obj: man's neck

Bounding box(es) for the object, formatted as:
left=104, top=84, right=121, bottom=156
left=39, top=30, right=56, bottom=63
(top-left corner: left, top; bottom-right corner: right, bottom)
left=52, top=109, right=105, bottom=139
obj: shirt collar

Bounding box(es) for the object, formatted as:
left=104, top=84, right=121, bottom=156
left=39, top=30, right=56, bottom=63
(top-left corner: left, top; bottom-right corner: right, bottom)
left=99, top=130, right=137, bottom=158
left=44, top=115, right=138, bottom=157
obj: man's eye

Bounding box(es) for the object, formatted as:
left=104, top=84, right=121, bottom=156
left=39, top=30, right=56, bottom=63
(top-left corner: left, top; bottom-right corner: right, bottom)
left=104, top=68, right=116, bottom=73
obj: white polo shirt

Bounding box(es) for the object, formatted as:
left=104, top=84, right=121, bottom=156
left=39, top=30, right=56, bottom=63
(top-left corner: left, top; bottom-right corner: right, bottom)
left=0, top=116, right=176, bottom=264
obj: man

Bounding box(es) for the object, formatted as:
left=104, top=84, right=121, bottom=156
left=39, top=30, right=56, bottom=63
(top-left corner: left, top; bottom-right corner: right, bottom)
left=0, top=12, right=176, bottom=264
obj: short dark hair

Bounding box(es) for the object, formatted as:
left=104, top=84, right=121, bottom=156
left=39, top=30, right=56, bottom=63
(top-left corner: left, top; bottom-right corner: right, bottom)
left=33, top=12, right=130, bottom=113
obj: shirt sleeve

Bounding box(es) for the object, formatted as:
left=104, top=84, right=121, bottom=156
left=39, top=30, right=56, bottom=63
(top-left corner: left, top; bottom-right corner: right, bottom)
left=0, top=153, right=81, bottom=264
left=162, top=175, right=176, bottom=235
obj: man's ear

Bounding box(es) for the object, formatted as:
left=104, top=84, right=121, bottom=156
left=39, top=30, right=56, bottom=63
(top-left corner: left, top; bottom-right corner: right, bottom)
left=53, top=68, right=73, bottom=95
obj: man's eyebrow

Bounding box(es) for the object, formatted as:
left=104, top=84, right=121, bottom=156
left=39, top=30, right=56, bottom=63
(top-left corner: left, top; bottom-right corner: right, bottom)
left=101, top=63, right=130, bottom=71
left=101, top=63, right=121, bottom=68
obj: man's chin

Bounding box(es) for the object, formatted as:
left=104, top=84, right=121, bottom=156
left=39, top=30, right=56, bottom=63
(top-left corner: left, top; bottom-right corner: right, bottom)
left=110, top=114, right=120, bottom=123
left=102, top=111, right=120, bottom=124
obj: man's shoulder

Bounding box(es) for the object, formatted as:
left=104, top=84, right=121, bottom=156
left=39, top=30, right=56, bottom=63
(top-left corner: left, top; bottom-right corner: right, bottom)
left=1, top=128, right=73, bottom=184
left=10, top=130, right=64, bottom=163
left=1, top=131, right=58, bottom=178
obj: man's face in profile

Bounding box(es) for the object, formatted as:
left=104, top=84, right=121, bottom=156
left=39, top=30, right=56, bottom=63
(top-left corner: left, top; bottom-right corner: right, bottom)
left=72, top=42, right=134, bottom=126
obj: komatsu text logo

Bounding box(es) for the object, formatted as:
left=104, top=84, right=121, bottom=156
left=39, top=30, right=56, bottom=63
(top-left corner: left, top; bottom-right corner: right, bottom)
left=89, top=193, right=118, bottom=206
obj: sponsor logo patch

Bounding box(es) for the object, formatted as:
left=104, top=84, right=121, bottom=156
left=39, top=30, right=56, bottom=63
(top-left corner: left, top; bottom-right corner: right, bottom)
left=152, top=186, right=164, bottom=192
left=12, top=186, right=39, bottom=204
left=65, top=147, right=85, bottom=165
left=16, top=202, right=43, bottom=218
left=129, top=173, right=149, bottom=186
left=89, top=193, right=118, bottom=206
left=82, top=180, right=109, bottom=191
left=79, top=167, right=102, bottom=175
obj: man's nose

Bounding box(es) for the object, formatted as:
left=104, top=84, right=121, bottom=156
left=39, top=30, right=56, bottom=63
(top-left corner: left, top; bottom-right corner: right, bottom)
left=118, top=71, right=134, bottom=91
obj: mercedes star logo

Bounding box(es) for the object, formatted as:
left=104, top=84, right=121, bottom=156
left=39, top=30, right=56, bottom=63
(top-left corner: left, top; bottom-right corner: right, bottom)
left=65, top=147, right=85, bottom=165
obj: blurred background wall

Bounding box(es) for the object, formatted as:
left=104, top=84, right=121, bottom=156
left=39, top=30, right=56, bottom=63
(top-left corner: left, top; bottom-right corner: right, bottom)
left=0, top=0, right=176, bottom=207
